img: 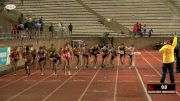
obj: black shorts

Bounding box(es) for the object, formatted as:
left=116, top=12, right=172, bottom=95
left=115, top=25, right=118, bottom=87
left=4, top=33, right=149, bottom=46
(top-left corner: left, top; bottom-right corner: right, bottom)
left=102, top=54, right=108, bottom=59
left=14, top=58, right=18, bottom=62
left=74, top=54, right=79, bottom=58
left=39, top=58, right=46, bottom=63
left=92, top=54, right=97, bottom=58
left=129, top=55, right=133, bottom=58
left=83, top=54, right=89, bottom=57
left=111, top=56, right=115, bottom=60
left=120, top=54, right=125, bottom=58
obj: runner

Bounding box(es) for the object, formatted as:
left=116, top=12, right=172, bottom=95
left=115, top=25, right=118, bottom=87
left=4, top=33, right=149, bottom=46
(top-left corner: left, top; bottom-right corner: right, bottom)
left=91, top=43, right=99, bottom=69
left=118, top=43, right=126, bottom=65
left=10, top=47, right=20, bottom=75
left=110, top=47, right=117, bottom=68
left=82, top=45, right=90, bottom=68
left=48, top=44, right=56, bottom=70
left=23, top=46, right=33, bottom=76
left=37, top=46, right=47, bottom=76
left=101, top=46, right=109, bottom=68
left=58, top=48, right=63, bottom=65
left=127, top=45, right=135, bottom=69
left=73, top=46, right=81, bottom=69
left=50, top=51, right=60, bottom=76
left=62, top=43, right=73, bottom=76
left=31, top=48, right=37, bottom=65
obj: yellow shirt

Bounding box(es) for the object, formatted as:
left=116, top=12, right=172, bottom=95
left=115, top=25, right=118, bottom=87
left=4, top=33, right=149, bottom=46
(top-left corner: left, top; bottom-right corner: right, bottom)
left=159, top=36, right=177, bottom=63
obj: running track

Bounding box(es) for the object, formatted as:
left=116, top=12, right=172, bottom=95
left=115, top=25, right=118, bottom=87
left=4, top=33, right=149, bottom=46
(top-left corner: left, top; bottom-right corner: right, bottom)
left=0, top=52, right=179, bottom=101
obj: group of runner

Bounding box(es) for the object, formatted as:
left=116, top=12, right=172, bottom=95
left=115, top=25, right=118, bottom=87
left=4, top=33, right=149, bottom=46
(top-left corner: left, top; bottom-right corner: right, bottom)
left=9, top=42, right=135, bottom=76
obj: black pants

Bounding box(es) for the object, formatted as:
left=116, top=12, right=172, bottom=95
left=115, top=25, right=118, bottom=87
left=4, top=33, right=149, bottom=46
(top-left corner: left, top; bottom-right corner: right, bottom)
left=160, top=62, right=175, bottom=83
left=176, top=57, right=180, bottom=72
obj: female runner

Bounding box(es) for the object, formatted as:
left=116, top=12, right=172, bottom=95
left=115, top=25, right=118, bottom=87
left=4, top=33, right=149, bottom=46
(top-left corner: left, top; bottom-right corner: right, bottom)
left=62, top=43, right=73, bottom=76
left=91, top=44, right=99, bottom=69
left=101, top=46, right=109, bottom=68
left=118, top=43, right=126, bottom=65
left=37, top=46, right=47, bottom=76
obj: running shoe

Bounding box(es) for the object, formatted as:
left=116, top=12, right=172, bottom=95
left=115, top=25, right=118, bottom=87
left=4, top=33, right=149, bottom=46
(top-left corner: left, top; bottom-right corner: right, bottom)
left=41, top=72, right=44, bottom=76
left=68, top=71, right=71, bottom=76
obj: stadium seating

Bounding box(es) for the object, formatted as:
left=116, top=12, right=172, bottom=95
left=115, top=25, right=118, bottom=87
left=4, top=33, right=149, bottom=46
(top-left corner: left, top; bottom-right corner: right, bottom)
left=82, top=0, right=180, bottom=35
left=7, top=0, right=117, bottom=36
left=173, top=0, right=180, bottom=8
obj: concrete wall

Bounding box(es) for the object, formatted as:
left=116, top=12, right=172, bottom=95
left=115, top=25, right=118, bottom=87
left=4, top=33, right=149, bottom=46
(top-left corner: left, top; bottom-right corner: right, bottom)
left=0, top=37, right=175, bottom=49
left=0, top=37, right=176, bottom=74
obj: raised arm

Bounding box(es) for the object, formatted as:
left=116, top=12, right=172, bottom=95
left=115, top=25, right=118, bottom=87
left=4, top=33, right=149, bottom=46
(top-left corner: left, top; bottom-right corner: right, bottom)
left=172, top=33, right=177, bottom=48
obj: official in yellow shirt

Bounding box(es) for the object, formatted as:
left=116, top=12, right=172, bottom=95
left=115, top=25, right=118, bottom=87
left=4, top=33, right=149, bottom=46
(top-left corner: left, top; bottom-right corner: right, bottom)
left=159, top=34, right=177, bottom=83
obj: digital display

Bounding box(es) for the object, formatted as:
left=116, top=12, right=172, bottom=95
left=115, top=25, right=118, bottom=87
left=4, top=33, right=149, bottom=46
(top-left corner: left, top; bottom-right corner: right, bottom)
left=147, top=84, right=176, bottom=94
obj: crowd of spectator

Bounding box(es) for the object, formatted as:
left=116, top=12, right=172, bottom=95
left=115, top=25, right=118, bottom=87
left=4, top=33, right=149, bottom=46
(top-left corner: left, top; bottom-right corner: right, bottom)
left=133, top=22, right=153, bottom=38
left=11, top=14, right=44, bottom=39
left=48, top=22, right=73, bottom=38
left=11, top=14, right=74, bottom=39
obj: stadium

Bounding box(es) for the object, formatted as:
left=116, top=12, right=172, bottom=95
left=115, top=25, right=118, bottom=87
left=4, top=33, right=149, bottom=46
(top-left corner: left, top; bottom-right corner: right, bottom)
left=0, top=0, right=180, bottom=101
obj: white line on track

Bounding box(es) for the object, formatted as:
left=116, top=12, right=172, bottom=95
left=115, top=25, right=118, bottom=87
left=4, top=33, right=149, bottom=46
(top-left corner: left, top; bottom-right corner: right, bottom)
left=133, top=50, right=152, bottom=101
left=6, top=73, right=54, bottom=101
left=113, top=63, right=119, bottom=101
left=6, top=60, right=77, bottom=101
left=142, top=50, right=180, bottom=97
left=0, top=71, right=38, bottom=89
left=42, top=59, right=94, bottom=101
left=77, top=68, right=100, bottom=101
left=42, top=69, right=82, bottom=101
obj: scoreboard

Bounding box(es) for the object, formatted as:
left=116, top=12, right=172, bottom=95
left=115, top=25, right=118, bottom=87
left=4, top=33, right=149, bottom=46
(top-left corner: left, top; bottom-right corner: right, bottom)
left=147, top=84, right=176, bottom=94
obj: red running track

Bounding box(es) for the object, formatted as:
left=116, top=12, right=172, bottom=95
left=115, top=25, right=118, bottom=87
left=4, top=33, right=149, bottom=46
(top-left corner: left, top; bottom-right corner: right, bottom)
left=0, top=52, right=179, bottom=101
left=136, top=50, right=180, bottom=101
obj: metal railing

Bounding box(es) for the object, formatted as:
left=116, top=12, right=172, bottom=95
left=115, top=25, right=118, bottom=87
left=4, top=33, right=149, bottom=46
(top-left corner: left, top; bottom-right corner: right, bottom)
left=0, top=30, right=70, bottom=40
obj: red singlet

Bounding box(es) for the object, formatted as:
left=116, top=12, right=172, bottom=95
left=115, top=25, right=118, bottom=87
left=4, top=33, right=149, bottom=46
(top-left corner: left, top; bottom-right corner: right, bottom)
left=62, top=48, right=71, bottom=60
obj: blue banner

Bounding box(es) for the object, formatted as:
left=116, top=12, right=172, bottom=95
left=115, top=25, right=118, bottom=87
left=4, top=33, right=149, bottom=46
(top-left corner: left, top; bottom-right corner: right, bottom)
left=0, top=47, right=10, bottom=67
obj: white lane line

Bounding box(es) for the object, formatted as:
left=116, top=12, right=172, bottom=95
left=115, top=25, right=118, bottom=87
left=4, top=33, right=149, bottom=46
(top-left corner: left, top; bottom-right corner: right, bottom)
left=135, top=61, right=152, bottom=101
left=42, top=69, right=81, bottom=101
left=6, top=73, right=53, bottom=101
left=113, top=64, right=119, bottom=101
left=7, top=61, right=77, bottom=101
left=93, top=89, right=108, bottom=93
left=0, top=71, right=38, bottom=89
left=77, top=68, right=100, bottom=101
left=73, top=79, right=86, bottom=82
left=144, top=75, right=156, bottom=77
left=142, top=52, right=180, bottom=97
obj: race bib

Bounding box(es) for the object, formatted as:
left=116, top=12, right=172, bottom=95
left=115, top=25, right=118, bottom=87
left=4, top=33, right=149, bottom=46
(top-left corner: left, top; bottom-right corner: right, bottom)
left=120, top=50, right=124, bottom=54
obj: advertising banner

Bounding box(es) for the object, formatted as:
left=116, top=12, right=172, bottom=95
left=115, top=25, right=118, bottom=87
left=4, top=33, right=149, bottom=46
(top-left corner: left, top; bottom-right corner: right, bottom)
left=0, top=47, right=10, bottom=67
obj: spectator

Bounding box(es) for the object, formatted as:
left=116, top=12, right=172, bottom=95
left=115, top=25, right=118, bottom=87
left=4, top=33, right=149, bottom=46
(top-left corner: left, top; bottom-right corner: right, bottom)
left=142, top=24, right=147, bottom=37
left=68, top=23, right=73, bottom=35
left=148, top=29, right=153, bottom=38
left=133, top=22, right=139, bottom=37
left=49, top=24, right=54, bottom=38
left=11, top=24, right=18, bottom=39
left=25, top=17, right=34, bottom=39
left=175, top=42, right=180, bottom=73
left=39, top=17, right=43, bottom=33
left=18, top=13, right=25, bottom=24
left=17, top=24, right=24, bottom=39
left=159, top=33, right=177, bottom=83
left=35, top=19, right=41, bottom=38
left=138, top=23, right=142, bottom=37
left=58, top=22, right=64, bottom=35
